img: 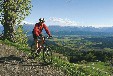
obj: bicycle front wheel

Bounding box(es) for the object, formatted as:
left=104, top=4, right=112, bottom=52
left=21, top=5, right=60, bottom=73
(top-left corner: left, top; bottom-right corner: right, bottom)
left=43, top=47, right=52, bottom=63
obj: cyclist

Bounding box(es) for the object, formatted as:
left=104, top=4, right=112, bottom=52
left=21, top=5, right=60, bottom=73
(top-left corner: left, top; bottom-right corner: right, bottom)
left=32, top=18, right=52, bottom=54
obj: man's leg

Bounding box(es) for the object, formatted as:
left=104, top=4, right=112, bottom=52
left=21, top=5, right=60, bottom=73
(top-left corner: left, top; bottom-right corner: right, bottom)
left=34, top=39, right=38, bottom=49
left=35, top=39, right=41, bottom=55
left=40, top=37, right=44, bottom=47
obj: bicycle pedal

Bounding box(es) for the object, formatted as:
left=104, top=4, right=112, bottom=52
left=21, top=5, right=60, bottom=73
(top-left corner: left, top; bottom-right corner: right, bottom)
left=35, top=53, right=39, bottom=56
left=36, top=48, right=39, bottom=50
left=35, top=49, right=39, bottom=53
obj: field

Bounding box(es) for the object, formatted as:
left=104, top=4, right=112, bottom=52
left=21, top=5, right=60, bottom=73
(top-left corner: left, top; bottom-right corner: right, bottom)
left=50, top=35, right=113, bottom=50
left=47, top=35, right=113, bottom=75
left=26, top=35, right=113, bottom=76
left=0, top=34, right=113, bottom=75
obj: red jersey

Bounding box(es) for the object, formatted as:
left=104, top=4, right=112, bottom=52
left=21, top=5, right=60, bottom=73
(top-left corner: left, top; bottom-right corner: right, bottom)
left=33, top=23, right=51, bottom=36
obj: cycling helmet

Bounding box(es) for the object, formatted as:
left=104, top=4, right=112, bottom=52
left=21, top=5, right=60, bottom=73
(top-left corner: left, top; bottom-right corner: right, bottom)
left=39, top=18, right=45, bottom=23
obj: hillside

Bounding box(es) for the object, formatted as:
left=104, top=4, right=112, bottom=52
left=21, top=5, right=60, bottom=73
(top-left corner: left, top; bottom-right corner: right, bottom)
left=0, top=40, right=65, bottom=76
left=0, top=38, right=113, bottom=76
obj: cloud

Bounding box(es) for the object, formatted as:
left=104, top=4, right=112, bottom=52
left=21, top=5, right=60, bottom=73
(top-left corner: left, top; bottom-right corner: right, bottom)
left=49, top=17, right=78, bottom=26
left=89, top=24, right=113, bottom=28
left=20, top=21, right=34, bottom=25
left=49, top=17, right=113, bottom=27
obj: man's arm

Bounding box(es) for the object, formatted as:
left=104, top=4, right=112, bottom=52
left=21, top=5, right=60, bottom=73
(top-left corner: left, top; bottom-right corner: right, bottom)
left=43, top=24, right=51, bottom=36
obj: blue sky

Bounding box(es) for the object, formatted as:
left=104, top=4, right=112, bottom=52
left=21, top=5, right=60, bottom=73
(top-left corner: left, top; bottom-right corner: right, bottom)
left=24, top=0, right=113, bottom=27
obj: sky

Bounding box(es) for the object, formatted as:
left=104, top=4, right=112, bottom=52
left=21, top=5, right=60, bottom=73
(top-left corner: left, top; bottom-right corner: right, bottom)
left=23, top=0, right=113, bottom=27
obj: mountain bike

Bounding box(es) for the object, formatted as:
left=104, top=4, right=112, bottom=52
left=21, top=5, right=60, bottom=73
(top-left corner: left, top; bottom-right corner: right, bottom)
left=30, top=36, right=52, bottom=63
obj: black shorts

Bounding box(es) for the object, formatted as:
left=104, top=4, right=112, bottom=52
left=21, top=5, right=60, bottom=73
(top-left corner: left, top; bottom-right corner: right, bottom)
left=33, top=33, right=37, bottom=40
left=32, top=31, right=37, bottom=40
left=32, top=31, right=42, bottom=40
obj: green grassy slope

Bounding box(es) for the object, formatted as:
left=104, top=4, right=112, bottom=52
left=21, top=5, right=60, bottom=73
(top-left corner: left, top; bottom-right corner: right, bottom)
left=0, top=39, right=112, bottom=76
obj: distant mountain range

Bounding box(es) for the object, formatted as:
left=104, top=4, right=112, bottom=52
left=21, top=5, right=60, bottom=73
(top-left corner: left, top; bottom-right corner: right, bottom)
left=21, top=24, right=113, bottom=36
left=0, top=24, right=113, bottom=36
left=48, top=25, right=113, bottom=32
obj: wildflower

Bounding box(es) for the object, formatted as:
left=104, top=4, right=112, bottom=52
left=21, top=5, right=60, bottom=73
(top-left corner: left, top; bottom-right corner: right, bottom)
left=92, top=67, right=95, bottom=69
left=92, top=63, right=94, bottom=65
left=86, top=66, right=90, bottom=67
left=96, top=60, right=99, bottom=62
left=88, top=74, right=91, bottom=76
left=96, top=68, right=99, bottom=70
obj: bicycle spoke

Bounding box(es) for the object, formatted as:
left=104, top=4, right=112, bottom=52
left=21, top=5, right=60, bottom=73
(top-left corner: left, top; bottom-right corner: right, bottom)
left=43, top=47, right=52, bottom=63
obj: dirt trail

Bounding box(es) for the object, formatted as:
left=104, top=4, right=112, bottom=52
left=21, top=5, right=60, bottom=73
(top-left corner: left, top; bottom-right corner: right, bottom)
left=0, top=43, right=65, bottom=76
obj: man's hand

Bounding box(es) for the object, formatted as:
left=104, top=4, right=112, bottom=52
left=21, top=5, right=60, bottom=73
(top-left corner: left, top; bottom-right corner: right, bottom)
left=49, top=36, right=52, bottom=38
left=47, top=35, right=52, bottom=39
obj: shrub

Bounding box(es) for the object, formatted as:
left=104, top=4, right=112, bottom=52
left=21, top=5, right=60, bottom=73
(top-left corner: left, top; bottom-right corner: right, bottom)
left=13, top=25, right=28, bottom=48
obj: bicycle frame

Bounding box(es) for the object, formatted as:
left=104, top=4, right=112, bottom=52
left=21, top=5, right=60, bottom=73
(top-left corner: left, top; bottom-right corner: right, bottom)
left=31, top=36, right=52, bottom=63
left=37, top=36, right=46, bottom=49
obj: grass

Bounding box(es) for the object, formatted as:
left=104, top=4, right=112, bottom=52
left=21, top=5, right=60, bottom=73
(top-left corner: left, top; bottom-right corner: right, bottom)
left=0, top=39, right=30, bottom=54
left=48, top=36, right=113, bottom=75
left=52, top=57, right=111, bottom=76
left=85, top=61, right=112, bottom=74
left=0, top=39, right=112, bottom=76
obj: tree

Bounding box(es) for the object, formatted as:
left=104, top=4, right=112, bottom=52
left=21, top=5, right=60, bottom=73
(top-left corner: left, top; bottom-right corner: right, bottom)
left=0, top=0, right=32, bottom=42
left=14, top=25, right=28, bottom=48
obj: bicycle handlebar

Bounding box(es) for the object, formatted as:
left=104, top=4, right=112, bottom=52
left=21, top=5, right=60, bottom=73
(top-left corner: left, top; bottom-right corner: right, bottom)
left=46, top=36, right=52, bottom=39
left=38, top=36, right=53, bottom=39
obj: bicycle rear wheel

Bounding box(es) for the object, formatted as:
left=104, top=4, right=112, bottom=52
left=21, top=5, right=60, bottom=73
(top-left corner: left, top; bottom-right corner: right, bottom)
left=43, top=47, right=52, bottom=63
